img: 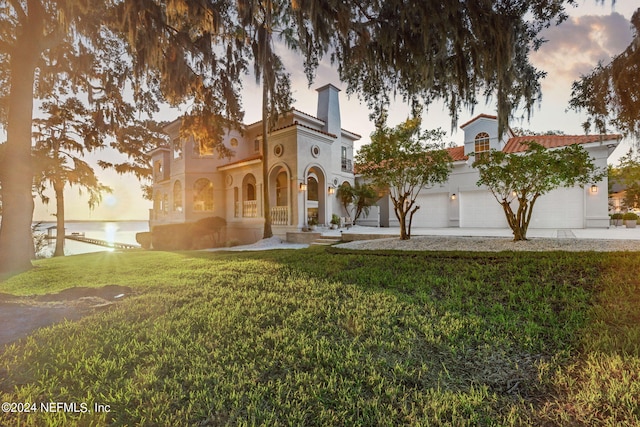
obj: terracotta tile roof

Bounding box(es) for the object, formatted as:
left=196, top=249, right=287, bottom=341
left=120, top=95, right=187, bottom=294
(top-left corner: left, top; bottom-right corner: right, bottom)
left=460, top=114, right=497, bottom=129
left=293, top=108, right=322, bottom=122
left=447, top=146, right=468, bottom=162
left=503, top=134, right=622, bottom=153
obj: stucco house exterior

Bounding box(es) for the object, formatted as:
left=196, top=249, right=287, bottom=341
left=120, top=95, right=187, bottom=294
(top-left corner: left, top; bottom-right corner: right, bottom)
left=148, top=84, right=359, bottom=244
left=374, top=114, right=621, bottom=229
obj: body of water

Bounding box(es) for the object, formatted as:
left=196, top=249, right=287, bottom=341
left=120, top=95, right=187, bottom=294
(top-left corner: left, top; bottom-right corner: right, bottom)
left=34, top=220, right=149, bottom=257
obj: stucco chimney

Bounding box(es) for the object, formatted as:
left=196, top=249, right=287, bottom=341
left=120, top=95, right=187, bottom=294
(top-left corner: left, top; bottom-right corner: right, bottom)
left=316, top=84, right=341, bottom=137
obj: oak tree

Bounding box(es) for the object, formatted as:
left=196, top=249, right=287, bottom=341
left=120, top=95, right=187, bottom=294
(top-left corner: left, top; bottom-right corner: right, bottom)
left=332, top=0, right=574, bottom=136
left=612, top=150, right=640, bottom=210
left=357, top=114, right=452, bottom=240
left=32, top=97, right=112, bottom=257
left=235, top=0, right=336, bottom=238
left=0, top=0, right=244, bottom=274
left=569, top=8, right=640, bottom=136
left=473, top=142, right=604, bottom=241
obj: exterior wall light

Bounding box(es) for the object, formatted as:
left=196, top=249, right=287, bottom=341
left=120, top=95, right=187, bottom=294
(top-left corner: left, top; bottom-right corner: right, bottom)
left=590, top=184, right=598, bottom=194
left=328, top=187, right=335, bottom=195
left=299, top=183, right=307, bottom=192
left=450, top=193, right=457, bottom=200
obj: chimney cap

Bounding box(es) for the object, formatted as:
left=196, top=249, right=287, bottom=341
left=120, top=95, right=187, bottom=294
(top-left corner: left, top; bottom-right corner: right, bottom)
left=316, top=83, right=341, bottom=93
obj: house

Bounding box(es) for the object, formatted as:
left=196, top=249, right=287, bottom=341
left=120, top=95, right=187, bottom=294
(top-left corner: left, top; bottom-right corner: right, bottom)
left=148, top=84, right=359, bottom=244
left=374, top=114, right=621, bottom=229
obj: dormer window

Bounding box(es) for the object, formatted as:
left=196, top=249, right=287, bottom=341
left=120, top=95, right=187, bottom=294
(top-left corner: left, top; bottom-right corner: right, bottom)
left=474, top=132, right=490, bottom=153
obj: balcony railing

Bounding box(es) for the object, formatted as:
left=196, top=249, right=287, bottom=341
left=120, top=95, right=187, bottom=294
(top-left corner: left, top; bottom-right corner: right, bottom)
left=270, top=206, right=288, bottom=225
left=243, top=200, right=258, bottom=218
left=341, top=158, right=353, bottom=173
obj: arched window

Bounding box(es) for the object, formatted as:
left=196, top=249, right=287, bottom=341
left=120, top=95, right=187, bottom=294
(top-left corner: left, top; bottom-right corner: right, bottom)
left=193, top=178, right=214, bottom=211
left=173, top=180, right=183, bottom=212
left=474, top=132, right=490, bottom=153
left=307, top=176, right=318, bottom=201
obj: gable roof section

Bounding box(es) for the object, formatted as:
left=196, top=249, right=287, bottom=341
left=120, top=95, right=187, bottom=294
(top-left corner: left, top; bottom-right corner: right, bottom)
left=503, top=134, right=621, bottom=153
left=459, top=114, right=497, bottom=129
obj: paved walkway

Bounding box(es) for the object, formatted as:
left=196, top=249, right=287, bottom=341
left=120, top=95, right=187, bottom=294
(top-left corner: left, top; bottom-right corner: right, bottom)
left=318, top=224, right=640, bottom=241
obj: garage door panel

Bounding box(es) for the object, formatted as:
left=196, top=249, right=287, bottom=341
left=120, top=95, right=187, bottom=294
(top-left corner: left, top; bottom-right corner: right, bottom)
left=530, top=188, right=583, bottom=228
left=412, top=193, right=449, bottom=228
left=460, top=191, right=508, bottom=228
left=460, top=188, right=584, bottom=229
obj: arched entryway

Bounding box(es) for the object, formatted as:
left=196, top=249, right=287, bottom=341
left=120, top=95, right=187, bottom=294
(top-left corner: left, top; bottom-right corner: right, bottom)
left=305, top=165, right=327, bottom=226
left=242, top=173, right=257, bottom=217
left=268, top=164, right=291, bottom=225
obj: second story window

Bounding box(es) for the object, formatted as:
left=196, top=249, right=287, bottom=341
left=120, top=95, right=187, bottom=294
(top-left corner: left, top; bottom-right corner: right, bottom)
left=154, top=160, right=163, bottom=180
left=193, top=139, right=214, bottom=157
left=173, top=138, right=182, bottom=159
left=193, top=178, right=214, bottom=211
left=173, top=180, right=183, bottom=212
left=474, top=132, right=490, bottom=153
left=341, top=146, right=352, bottom=172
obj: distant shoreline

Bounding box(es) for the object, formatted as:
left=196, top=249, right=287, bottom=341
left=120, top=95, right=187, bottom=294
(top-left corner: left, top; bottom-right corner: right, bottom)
left=33, top=219, right=147, bottom=223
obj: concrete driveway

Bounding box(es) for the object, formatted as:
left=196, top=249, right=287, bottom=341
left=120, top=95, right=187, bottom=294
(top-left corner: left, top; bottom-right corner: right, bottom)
left=321, top=224, right=640, bottom=241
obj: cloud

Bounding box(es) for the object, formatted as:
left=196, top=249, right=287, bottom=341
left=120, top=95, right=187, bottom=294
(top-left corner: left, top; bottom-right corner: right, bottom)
left=531, top=12, right=633, bottom=85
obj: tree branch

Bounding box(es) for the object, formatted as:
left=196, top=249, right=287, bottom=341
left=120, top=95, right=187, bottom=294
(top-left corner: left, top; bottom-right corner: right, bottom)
left=7, top=0, right=27, bottom=25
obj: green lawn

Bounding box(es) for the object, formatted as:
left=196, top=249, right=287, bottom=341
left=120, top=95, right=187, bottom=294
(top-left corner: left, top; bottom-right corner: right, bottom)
left=1, top=247, right=639, bottom=426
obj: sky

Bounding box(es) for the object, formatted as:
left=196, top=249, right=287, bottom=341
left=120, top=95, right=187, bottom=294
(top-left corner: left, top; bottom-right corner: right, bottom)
left=32, top=2, right=638, bottom=221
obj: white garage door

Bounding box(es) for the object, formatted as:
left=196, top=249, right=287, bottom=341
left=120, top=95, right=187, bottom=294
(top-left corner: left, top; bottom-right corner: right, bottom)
left=460, top=191, right=508, bottom=228
left=412, top=193, right=449, bottom=228
left=529, top=187, right=584, bottom=228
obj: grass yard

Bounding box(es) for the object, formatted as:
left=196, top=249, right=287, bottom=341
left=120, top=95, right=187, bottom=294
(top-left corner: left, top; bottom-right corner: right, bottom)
left=0, top=247, right=639, bottom=426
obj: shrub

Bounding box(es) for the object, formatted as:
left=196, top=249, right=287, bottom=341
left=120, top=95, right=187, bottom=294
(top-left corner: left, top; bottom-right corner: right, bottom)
left=612, top=213, right=624, bottom=220
left=135, top=232, right=152, bottom=249
left=622, top=212, right=638, bottom=221
left=331, top=214, right=340, bottom=225
left=151, top=223, right=193, bottom=250
left=191, top=217, right=227, bottom=249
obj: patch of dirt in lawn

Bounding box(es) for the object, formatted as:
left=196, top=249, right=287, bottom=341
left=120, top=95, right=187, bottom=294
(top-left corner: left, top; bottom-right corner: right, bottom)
left=0, top=285, right=132, bottom=352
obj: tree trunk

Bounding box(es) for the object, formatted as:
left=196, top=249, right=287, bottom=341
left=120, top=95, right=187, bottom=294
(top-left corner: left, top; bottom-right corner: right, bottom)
left=407, top=205, right=420, bottom=239
left=0, top=41, right=40, bottom=275
left=398, top=208, right=409, bottom=240
left=53, top=182, right=65, bottom=257
left=502, top=200, right=530, bottom=241
left=261, top=69, right=272, bottom=239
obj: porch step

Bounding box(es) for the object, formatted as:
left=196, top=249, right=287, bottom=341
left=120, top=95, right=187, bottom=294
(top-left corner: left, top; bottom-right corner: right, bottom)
left=311, top=236, right=342, bottom=246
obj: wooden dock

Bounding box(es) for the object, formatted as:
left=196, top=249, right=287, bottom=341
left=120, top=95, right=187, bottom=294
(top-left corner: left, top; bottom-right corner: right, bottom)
left=64, top=235, right=140, bottom=250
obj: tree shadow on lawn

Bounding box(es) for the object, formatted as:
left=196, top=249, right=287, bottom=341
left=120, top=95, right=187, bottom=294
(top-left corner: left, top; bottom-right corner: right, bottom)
left=0, top=285, right=133, bottom=352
